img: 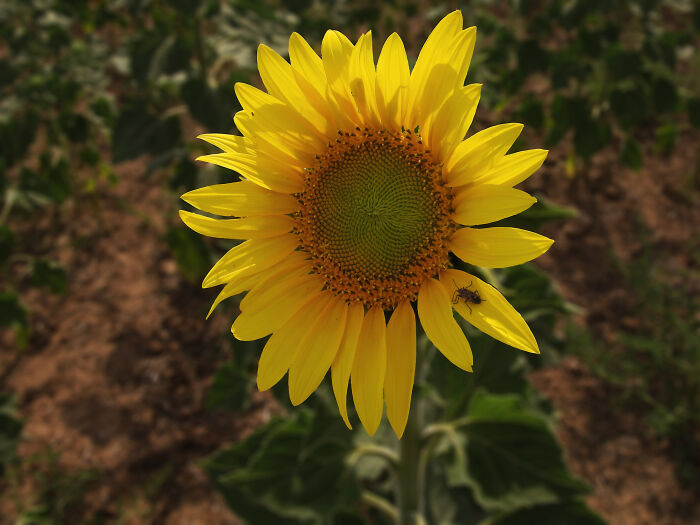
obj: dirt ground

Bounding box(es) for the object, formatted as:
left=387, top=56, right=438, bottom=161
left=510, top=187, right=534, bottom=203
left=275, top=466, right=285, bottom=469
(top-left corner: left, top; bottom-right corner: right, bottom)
left=1, top=124, right=699, bottom=523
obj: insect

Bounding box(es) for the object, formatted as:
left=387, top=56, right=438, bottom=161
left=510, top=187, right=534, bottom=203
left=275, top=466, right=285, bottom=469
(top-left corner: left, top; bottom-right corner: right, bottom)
left=451, top=280, right=485, bottom=314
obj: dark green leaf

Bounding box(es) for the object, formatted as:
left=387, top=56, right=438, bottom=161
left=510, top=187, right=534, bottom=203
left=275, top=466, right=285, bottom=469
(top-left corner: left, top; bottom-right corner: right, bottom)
left=574, top=118, right=611, bottom=158
left=550, top=49, right=587, bottom=89
left=517, top=40, right=548, bottom=73
left=170, top=157, right=199, bottom=190
left=514, top=96, right=545, bottom=131
left=651, top=77, right=679, bottom=114
left=494, top=196, right=578, bottom=232
left=207, top=360, right=254, bottom=413
left=202, top=407, right=361, bottom=524
left=463, top=391, right=590, bottom=511
left=0, top=291, right=26, bottom=328
left=181, top=78, right=238, bottom=132
left=0, top=393, right=23, bottom=475
left=128, top=31, right=162, bottom=83
left=164, top=226, right=211, bottom=283
left=489, top=501, right=607, bottom=525
left=19, top=156, right=72, bottom=204
left=0, top=225, right=14, bottom=266
left=0, top=110, right=38, bottom=168
left=654, top=122, right=677, bottom=154
left=58, top=111, right=89, bottom=142
left=610, top=87, right=649, bottom=129
left=31, top=259, right=68, bottom=295
left=620, top=138, right=642, bottom=170
left=112, top=102, right=182, bottom=163
left=546, top=96, right=586, bottom=146
left=604, top=47, right=642, bottom=81
left=686, top=97, right=700, bottom=129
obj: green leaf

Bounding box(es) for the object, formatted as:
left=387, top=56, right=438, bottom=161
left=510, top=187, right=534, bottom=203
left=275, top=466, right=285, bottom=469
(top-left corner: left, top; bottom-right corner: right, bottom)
left=651, top=77, right=679, bottom=114
left=207, top=359, right=254, bottom=413
left=654, top=122, right=677, bottom=154
left=516, top=40, right=548, bottom=74
left=0, top=290, right=26, bottom=328
left=0, top=393, right=22, bottom=475
left=604, top=47, right=642, bottom=81
left=31, top=259, right=68, bottom=295
left=493, top=196, right=578, bottom=232
left=426, top=336, right=531, bottom=421
left=170, top=157, right=198, bottom=190
left=514, top=95, right=545, bottom=131
left=620, top=138, right=642, bottom=170
left=19, top=155, right=72, bottom=204
left=486, top=501, right=607, bottom=525
left=112, top=102, right=181, bottom=163
left=573, top=118, right=611, bottom=158
left=57, top=110, right=89, bottom=142
left=686, top=97, right=700, bottom=129
left=164, top=226, right=211, bottom=284
left=202, top=407, right=361, bottom=524
left=463, top=391, right=590, bottom=512
left=0, top=110, right=38, bottom=168
left=0, top=225, right=14, bottom=266
left=610, top=87, right=649, bottom=129
left=546, top=96, right=586, bottom=147
left=181, top=78, right=238, bottom=132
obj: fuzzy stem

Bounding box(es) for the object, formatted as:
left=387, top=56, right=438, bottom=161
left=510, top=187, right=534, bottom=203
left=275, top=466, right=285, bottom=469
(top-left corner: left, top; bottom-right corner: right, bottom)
left=397, top=403, right=422, bottom=525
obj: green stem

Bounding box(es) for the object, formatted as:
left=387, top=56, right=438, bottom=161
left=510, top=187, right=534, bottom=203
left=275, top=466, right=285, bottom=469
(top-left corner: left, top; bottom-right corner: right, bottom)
left=361, top=491, right=399, bottom=522
left=397, top=404, right=422, bottom=525
left=396, top=335, right=433, bottom=525
left=348, top=444, right=399, bottom=470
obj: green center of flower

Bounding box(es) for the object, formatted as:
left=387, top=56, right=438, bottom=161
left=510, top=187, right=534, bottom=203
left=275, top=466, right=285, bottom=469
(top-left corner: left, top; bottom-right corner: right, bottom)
left=311, top=142, right=436, bottom=279
left=294, top=129, right=455, bottom=309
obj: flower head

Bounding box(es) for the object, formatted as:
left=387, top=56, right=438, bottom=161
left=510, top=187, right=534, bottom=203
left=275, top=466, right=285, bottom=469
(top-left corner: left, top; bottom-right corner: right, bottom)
left=180, top=11, right=552, bottom=437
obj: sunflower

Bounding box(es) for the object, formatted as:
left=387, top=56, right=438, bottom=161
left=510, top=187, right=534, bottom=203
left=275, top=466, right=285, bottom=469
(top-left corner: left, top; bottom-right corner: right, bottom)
left=180, top=10, right=552, bottom=438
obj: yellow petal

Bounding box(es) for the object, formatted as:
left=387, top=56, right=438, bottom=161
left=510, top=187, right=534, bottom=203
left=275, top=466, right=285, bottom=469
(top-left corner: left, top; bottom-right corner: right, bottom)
left=413, top=27, right=476, bottom=131
left=210, top=251, right=308, bottom=318
left=257, top=292, right=334, bottom=391
left=446, top=123, right=524, bottom=187
left=404, top=10, right=463, bottom=126
left=197, top=133, right=254, bottom=155
left=234, top=111, right=310, bottom=170
left=289, top=32, right=326, bottom=90
left=202, top=234, right=298, bottom=288
left=424, top=83, right=481, bottom=159
left=348, top=32, right=379, bottom=127
left=233, top=272, right=325, bottom=341
left=322, top=30, right=360, bottom=127
left=478, top=149, right=549, bottom=187
left=384, top=300, right=416, bottom=438
left=440, top=269, right=539, bottom=354
left=452, top=185, right=536, bottom=226
left=181, top=180, right=299, bottom=217
left=449, top=227, right=553, bottom=268
left=289, top=298, right=348, bottom=406
left=351, top=305, right=386, bottom=436
left=331, top=303, right=364, bottom=429
left=257, top=44, right=329, bottom=135
left=196, top=152, right=304, bottom=194
left=287, top=32, right=339, bottom=127
left=417, top=278, right=473, bottom=371
left=205, top=250, right=308, bottom=319
left=375, top=32, right=409, bottom=131
left=234, top=83, right=324, bottom=150
left=179, top=211, right=293, bottom=239
left=205, top=271, right=265, bottom=319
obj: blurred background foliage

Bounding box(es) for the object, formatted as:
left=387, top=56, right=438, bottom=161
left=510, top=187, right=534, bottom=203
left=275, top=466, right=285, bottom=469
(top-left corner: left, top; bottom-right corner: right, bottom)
left=0, top=0, right=698, bottom=523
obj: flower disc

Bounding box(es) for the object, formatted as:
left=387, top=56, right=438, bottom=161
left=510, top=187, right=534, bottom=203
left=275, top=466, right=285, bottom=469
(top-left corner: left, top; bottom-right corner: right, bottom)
left=294, top=129, right=455, bottom=310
